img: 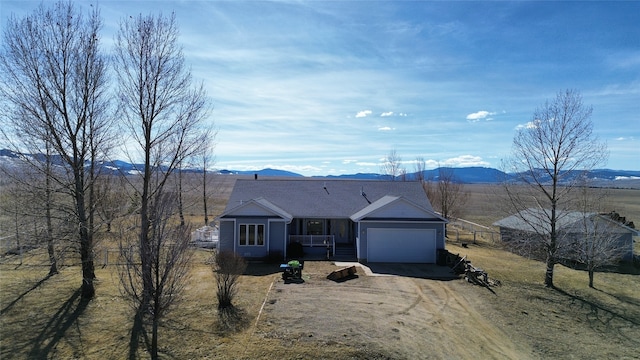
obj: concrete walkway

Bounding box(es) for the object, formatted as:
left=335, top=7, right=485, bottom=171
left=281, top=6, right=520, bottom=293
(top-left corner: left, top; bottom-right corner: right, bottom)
left=334, top=261, right=458, bottom=280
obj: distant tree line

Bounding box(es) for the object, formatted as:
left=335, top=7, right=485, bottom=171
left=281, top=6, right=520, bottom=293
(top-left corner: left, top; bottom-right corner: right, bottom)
left=379, top=150, right=469, bottom=221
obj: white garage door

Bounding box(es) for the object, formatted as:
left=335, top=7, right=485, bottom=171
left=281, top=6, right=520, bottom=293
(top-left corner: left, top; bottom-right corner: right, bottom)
left=367, top=228, right=436, bottom=263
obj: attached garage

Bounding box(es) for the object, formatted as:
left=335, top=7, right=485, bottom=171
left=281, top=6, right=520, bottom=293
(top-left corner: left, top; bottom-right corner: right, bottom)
left=367, top=228, right=436, bottom=263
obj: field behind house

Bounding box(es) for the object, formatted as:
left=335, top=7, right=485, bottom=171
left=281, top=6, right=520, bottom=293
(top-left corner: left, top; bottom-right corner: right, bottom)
left=1, top=178, right=639, bottom=359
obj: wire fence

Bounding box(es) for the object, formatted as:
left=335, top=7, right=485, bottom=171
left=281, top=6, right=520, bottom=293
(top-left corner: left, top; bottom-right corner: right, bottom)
left=0, top=244, right=216, bottom=268
left=447, top=218, right=501, bottom=245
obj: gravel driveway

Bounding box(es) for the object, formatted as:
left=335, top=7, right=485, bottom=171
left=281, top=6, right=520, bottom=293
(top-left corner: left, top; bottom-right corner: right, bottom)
left=255, top=262, right=532, bottom=359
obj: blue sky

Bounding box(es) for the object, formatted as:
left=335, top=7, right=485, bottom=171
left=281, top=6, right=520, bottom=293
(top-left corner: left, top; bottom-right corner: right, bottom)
left=2, top=1, right=639, bottom=176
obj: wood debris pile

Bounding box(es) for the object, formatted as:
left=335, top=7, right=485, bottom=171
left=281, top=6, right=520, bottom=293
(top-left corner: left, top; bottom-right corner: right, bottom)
left=448, top=252, right=501, bottom=289
left=327, top=265, right=358, bottom=282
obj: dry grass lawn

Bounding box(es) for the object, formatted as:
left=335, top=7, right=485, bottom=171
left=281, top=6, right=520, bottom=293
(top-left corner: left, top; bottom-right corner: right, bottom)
left=2, top=239, right=639, bottom=359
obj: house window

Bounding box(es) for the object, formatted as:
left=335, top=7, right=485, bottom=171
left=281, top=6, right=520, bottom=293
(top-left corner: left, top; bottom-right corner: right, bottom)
left=307, top=220, right=324, bottom=235
left=239, top=224, right=265, bottom=246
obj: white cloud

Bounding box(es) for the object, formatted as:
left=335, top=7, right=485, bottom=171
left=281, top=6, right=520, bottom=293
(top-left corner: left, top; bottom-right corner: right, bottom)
left=381, top=111, right=394, bottom=117
left=356, top=110, right=372, bottom=118
left=515, top=121, right=539, bottom=130
left=441, top=155, right=490, bottom=167
left=378, top=126, right=394, bottom=131
left=466, top=110, right=496, bottom=122
left=356, top=161, right=380, bottom=167
left=271, top=164, right=323, bottom=174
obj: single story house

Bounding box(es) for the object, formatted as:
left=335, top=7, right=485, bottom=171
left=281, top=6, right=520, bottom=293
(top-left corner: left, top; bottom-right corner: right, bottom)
left=494, top=208, right=637, bottom=262
left=216, top=179, right=448, bottom=263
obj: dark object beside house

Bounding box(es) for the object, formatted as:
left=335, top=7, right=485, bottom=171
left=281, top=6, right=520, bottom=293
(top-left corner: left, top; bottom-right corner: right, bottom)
left=287, top=241, right=304, bottom=259
left=281, top=260, right=304, bottom=282
left=436, top=249, right=448, bottom=266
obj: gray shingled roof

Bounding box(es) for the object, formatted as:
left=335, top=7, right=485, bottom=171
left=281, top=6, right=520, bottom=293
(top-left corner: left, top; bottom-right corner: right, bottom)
left=222, top=179, right=434, bottom=218
left=493, top=208, right=591, bottom=234
left=492, top=208, right=637, bottom=235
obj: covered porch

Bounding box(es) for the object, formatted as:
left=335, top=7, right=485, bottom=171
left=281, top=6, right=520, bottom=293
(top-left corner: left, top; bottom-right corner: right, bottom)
left=287, top=218, right=357, bottom=260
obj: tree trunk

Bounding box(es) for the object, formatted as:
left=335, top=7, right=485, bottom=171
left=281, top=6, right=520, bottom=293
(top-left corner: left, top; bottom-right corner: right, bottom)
left=128, top=310, right=143, bottom=360
left=140, top=156, right=153, bottom=312
left=77, top=178, right=95, bottom=299
left=203, top=168, right=208, bottom=226
left=80, top=242, right=95, bottom=299
left=178, top=168, right=185, bottom=227
left=588, top=269, right=594, bottom=288
left=45, top=162, right=58, bottom=276
left=47, top=241, right=58, bottom=276
left=151, top=254, right=161, bottom=360
left=151, top=315, right=159, bottom=360
left=545, top=254, right=555, bottom=287
left=14, top=202, right=22, bottom=266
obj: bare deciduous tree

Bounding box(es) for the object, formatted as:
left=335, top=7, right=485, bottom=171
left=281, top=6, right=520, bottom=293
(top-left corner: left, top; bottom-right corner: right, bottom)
left=213, top=251, right=247, bottom=310
left=0, top=171, right=34, bottom=266
left=433, top=167, right=469, bottom=220
left=114, top=11, right=211, bottom=359
left=199, top=137, right=217, bottom=226
left=1, top=1, right=111, bottom=299
left=94, top=175, right=129, bottom=233
left=414, top=156, right=426, bottom=184
left=0, top=148, right=62, bottom=274
left=118, top=193, right=193, bottom=359
left=501, top=89, right=607, bottom=287
left=570, top=184, right=624, bottom=288
left=415, top=157, right=437, bottom=203
left=574, top=215, right=623, bottom=288
left=381, top=149, right=403, bottom=181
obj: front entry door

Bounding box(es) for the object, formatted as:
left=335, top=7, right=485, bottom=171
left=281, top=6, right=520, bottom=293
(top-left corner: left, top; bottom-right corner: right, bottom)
left=331, top=219, right=351, bottom=244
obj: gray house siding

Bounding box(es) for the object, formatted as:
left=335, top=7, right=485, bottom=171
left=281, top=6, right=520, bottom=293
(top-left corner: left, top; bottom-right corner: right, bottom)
left=497, top=227, right=547, bottom=259
left=560, top=231, right=634, bottom=262
left=233, top=217, right=270, bottom=259
left=498, top=225, right=636, bottom=262
left=219, top=219, right=235, bottom=253
left=268, top=220, right=287, bottom=257
left=619, top=233, right=634, bottom=261
left=220, top=217, right=287, bottom=259
left=357, top=220, right=446, bottom=262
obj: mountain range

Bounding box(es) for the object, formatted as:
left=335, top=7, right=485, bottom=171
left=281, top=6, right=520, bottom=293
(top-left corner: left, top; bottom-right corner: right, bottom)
left=236, top=166, right=640, bottom=186
left=1, top=149, right=639, bottom=187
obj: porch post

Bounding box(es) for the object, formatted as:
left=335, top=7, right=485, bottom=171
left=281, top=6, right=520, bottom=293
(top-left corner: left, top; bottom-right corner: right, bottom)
left=332, top=235, right=335, bottom=257
left=356, top=221, right=361, bottom=260
left=283, top=222, right=288, bottom=260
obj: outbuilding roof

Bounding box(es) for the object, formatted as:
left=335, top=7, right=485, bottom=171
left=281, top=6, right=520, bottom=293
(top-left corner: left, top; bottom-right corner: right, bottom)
left=220, top=179, right=436, bottom=219
left=493, top=208, right=639, bottom=235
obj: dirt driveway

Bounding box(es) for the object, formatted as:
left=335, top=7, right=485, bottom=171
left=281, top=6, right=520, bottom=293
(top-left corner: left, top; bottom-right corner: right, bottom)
left=255, top=262, right=533, bottom=359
